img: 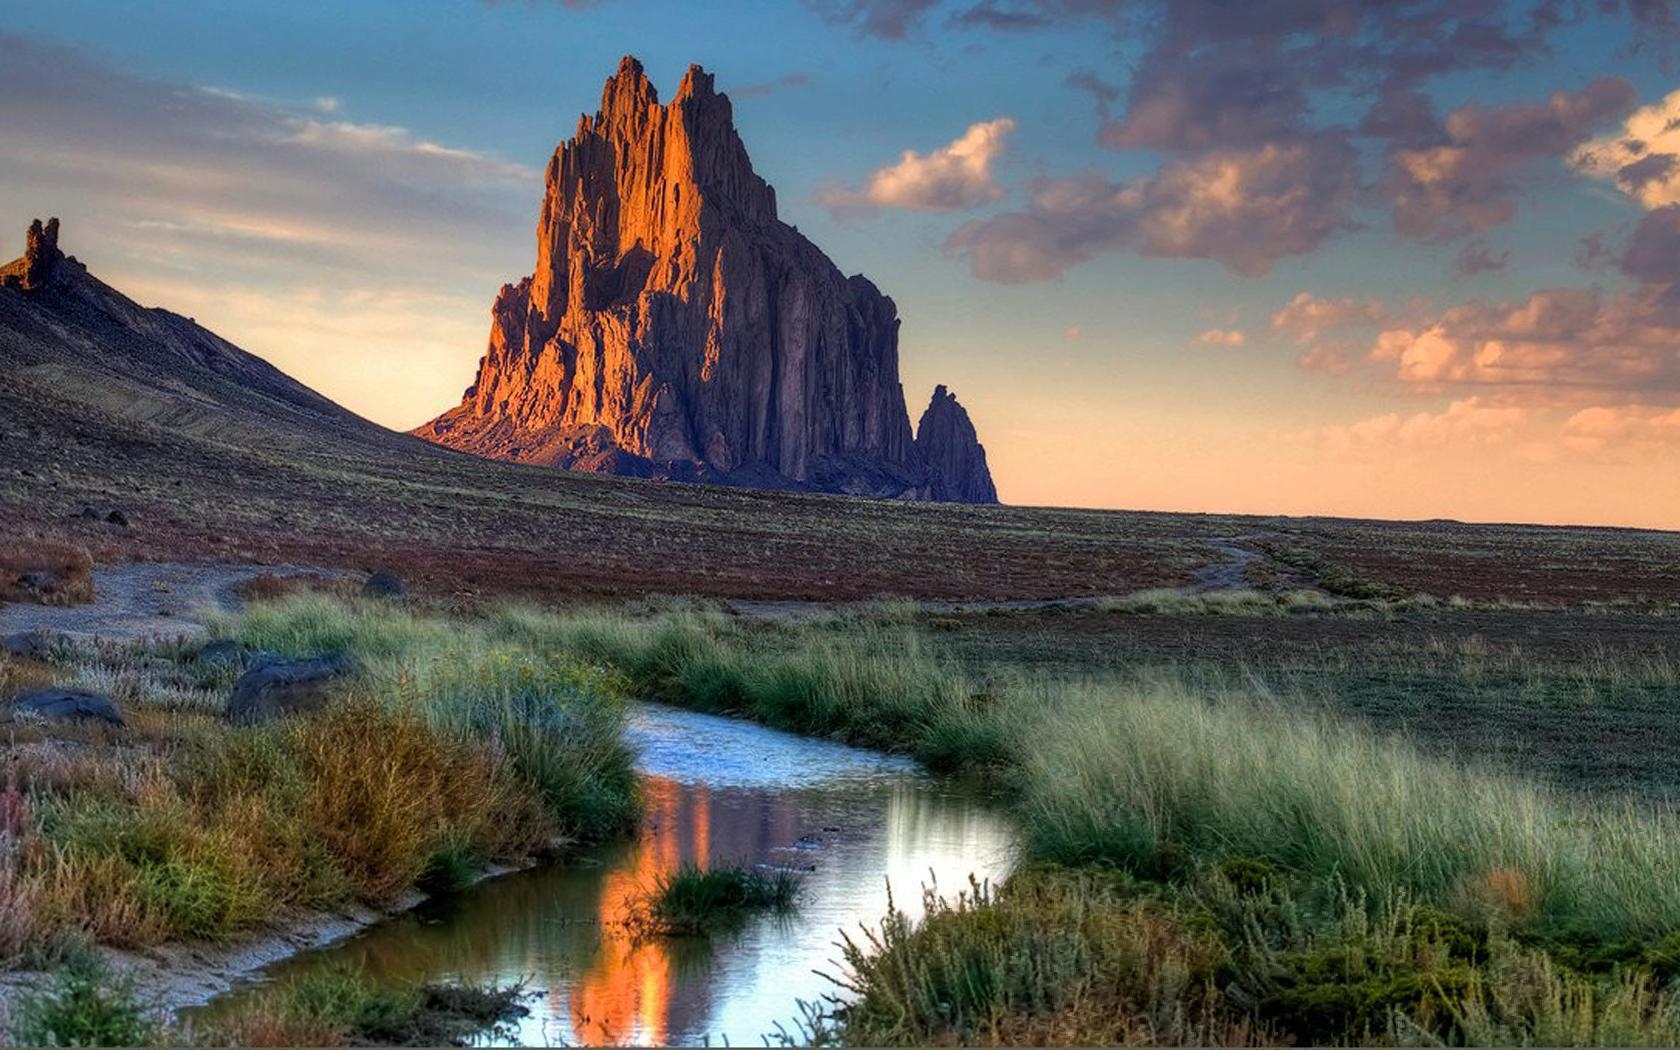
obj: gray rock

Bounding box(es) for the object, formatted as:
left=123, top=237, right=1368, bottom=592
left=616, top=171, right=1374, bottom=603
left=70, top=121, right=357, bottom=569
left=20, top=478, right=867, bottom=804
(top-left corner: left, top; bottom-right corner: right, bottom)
left=362, top=569, right=407, bottom=599
left=11, top=687, right=124, bottom=726
left=225, top=651, right=357, bottom=725
left=2, top=630, right=67, bottom=661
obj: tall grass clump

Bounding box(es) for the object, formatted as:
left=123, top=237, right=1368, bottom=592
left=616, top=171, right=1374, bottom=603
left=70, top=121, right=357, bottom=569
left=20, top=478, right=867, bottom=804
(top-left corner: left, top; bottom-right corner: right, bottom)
left=628, top=862, right=801, bottom=937
left=485, top=605, right=1010, bottom=770
left=818, top=866, right=1680, bottom=1047
left=1013, top=675, right=1680, bottom=942
left=220, top=593, right=640, bottom=843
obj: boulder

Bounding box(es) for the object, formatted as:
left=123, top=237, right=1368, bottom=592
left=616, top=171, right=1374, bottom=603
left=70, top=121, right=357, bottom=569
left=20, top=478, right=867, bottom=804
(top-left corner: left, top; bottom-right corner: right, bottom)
left=2, top=629, right=68, bottom=661
left=362, top=569, right=407, bottom=599
left=225, top=652, right=357, bottom=725
left=10, top=687, right=124, bottom=726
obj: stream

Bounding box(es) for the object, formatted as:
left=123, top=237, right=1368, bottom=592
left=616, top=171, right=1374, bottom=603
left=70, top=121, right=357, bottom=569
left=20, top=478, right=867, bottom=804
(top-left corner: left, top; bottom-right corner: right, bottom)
left=189, top=703, right=1020, bottom=1046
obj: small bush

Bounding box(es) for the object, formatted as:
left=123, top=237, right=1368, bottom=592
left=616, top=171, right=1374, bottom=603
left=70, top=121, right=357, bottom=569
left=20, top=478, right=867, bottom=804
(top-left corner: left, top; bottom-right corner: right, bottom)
left=8, top=949, right=159, bottom=1047
left=827, top=871, right=1237, bottom=1046
left=0, top=540, right=94, bottom=606
left=628, top=862, right=801, bottom=937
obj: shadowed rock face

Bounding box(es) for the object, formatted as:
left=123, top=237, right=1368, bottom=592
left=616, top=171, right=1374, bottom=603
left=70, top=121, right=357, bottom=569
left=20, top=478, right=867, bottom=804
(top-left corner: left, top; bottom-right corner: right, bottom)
left=917, top=385, right=998, bottom=505
left=2, top=216, right=68, bottom=291
left=417, top=57, right=997, bottom=503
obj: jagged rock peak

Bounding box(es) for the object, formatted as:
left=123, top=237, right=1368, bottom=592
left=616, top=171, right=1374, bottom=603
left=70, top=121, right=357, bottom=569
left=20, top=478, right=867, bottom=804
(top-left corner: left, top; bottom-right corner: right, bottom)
left=917, top=386, right=998, bottom=504
left=417, top=58, right=996, bottom=504
left=23, top=217, right=62, bottom=290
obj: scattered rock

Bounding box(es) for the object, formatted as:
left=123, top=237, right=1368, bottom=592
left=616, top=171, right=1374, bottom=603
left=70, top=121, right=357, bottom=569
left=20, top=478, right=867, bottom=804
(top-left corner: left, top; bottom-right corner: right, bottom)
left=10, top=687, right=124, bottom=726
left=414, top=57, right=995, bottom=503
left=2, top=629, right=68, bottom=661
left=362, top=569, right=407, bottom=600
left=105, top=509, right=130, bottom=527
left=226, top=652, right=357, bottom=725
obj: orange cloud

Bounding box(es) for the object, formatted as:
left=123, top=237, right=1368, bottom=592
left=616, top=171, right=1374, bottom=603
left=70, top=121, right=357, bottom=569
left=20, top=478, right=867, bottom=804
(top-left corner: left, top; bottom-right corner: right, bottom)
left=1197, top=327, right=1246, bottom=346
left=823, top=117, right=1015, bottom=212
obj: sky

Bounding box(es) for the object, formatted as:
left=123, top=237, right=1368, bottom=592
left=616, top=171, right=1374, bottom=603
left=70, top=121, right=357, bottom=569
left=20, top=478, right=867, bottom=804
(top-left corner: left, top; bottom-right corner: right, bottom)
left=3, top=0, right=1680, bottom=528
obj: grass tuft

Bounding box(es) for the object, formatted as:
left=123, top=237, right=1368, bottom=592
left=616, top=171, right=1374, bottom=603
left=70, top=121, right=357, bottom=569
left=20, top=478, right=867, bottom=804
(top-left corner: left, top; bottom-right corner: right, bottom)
left=628, top=862, right=801, bottom=937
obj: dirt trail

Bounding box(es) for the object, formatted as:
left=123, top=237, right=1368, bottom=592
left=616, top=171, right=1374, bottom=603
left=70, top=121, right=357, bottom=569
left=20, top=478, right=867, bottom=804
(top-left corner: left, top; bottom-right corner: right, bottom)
left=0, top=562, right=350, bottom=643
left=1188, top=538, right=1266, bottom=593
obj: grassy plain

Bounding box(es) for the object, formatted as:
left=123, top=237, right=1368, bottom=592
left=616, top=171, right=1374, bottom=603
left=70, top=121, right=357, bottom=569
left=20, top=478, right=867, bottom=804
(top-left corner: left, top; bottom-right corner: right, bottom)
left=5, top=533, right=1680, bottom=1044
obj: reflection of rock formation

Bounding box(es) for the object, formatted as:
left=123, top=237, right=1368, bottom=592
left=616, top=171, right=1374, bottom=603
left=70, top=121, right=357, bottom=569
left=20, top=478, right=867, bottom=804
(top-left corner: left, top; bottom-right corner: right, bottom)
left=568, top=777, right=802, bottom=1046
left=196, top=764, right=1016, bottom=1047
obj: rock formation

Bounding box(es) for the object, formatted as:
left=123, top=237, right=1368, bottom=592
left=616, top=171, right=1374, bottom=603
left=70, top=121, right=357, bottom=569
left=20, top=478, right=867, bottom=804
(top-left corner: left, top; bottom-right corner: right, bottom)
left=917, top=385, right=998, bottom=504
left=2, top=217, right=69, bottom=291
left=418, top=57, right=998, bottom=503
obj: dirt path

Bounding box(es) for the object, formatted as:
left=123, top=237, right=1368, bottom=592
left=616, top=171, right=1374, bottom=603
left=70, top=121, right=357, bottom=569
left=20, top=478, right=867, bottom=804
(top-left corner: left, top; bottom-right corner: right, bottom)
left=1188, top=538, right=1267, bottom=592
left=0, top=562, right=351, bottom=643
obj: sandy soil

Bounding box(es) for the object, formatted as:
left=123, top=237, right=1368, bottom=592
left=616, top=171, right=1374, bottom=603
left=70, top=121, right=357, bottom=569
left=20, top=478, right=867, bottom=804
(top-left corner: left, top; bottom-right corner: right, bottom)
left=0, top=562, right=354, bottom=643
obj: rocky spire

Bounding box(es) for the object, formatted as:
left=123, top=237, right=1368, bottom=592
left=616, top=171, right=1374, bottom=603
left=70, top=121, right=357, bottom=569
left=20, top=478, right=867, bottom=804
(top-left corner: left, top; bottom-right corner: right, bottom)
left=916, top=386, right=998, bottom=504
left=22, top=217, right=61, bottom=290
left=417, top=57, right=995, bottom=502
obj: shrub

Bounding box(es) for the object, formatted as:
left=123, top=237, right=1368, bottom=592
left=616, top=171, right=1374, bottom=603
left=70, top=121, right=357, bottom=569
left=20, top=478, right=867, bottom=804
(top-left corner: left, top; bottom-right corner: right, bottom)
left=826, top=870, right=1237, bottom=1047
left=628, top=862, right=801, bottom=936
left=8, top=949, right=159, bottom=1047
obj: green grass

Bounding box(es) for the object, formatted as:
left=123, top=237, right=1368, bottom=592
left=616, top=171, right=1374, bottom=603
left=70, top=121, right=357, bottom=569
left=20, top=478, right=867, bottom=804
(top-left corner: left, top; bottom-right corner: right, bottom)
left=7, top=947, right=159, bottom=1048
left=185, top=965, right=530, bottom=1046
left=816, top=867, right=1680, bottom=1047
left=628, top=862, right=802, bottom=937
left=482, top=605, right=1013, bottom=771
left=219, top=593, right=641, bottom=844
left=1011, top=674, right=1680, bottom=943
left=0, top=595, right=641, bottom=958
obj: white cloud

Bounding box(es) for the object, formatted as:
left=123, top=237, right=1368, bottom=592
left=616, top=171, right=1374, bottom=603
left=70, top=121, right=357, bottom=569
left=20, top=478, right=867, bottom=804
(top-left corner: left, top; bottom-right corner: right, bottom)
left=823, top=117, right=1015, bottom=212
left=1573, top=88, right=1680, bottom=209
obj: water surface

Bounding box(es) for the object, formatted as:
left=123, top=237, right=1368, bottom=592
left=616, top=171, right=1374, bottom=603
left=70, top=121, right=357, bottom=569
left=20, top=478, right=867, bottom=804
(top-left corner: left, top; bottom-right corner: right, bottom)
left=196, top=703, right=1019, bottom=1046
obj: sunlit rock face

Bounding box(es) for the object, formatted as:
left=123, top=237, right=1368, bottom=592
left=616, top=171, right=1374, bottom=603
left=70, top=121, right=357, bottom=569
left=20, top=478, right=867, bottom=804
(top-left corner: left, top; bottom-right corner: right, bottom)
left=418, top=56, right=997, bottom=503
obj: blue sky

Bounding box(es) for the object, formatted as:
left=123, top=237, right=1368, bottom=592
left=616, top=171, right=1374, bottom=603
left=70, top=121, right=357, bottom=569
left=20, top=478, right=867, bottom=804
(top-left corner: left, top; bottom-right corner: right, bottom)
left=5, top=1, right=1680, bottom=526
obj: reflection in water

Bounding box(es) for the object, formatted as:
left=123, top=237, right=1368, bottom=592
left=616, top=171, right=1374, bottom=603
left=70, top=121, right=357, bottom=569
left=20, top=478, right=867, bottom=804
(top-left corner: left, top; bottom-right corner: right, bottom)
left=192, top=704, right=1018, bottom=1047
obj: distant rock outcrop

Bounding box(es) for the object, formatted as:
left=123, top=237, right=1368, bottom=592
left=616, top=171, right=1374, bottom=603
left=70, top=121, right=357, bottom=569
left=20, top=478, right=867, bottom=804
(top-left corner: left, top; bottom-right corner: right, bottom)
left=2, top=216, right=71, bottom=291
left=917, top=385, right=998, bottom=504
left=417, top=57, right=998, bottom=503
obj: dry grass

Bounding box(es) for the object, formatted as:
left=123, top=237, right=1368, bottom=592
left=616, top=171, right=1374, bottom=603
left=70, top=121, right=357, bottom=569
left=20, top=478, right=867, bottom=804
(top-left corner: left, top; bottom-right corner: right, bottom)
left=231, top=572, right=357, bottom=603
left=0, top=539, right=93, bottom=606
